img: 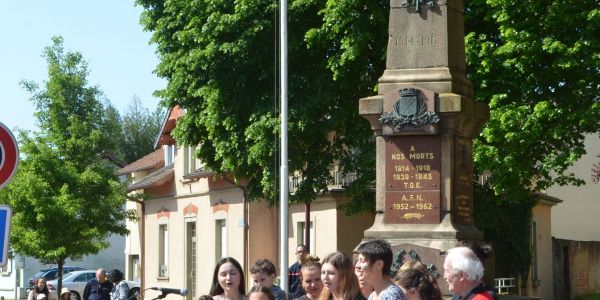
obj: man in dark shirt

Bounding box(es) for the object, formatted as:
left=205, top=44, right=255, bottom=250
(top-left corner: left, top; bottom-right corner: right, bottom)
left=83, top=269, right=114, bottom=300
left=289, top=244, right=308, bottom=300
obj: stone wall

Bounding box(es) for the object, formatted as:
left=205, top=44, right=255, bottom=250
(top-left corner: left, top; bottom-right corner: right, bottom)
left=553, top=238, right=600, bottom=299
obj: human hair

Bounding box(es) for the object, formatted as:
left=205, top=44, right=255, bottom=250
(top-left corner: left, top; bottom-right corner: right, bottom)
left=318, top=252, right=361, bottom=300
left=60, top=290, right=71, bottom=300
left=198, top=295, right=214, bottom=300
left=394, top=261, right=442, bottom=300
left=251, top=258, right=277, bottom=275
left=445, top=247, right=484, bottom=281
left=34, top=278, right=49, bottom=298
left=297, top=244, right=308, bottom=252
left=355, top=239, right=393, bottom=276
left=210, top=257, right=246, bottom=296
left=301, top=255, right=321, bottom=274
left=108, top=269, right=124, bottom=283
left=247, top=286, right=275, bottom=300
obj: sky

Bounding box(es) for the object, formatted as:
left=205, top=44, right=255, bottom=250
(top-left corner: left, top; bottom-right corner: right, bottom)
left=0, top=0, right=166, bottom=133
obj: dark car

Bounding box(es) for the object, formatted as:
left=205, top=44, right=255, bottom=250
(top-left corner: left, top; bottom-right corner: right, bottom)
left=27, top=266, right=87, bottom=289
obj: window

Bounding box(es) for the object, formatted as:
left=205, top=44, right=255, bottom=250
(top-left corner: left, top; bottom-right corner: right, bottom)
left=164, top=145, right=176, bottom=165
left=184, top=146, right=197, bottom=175
left=215, top=219, right=227, bottom=261
left=74, top=273, right=88, bottom=282
left=159, top=224, right=169, bottom=277
left=297, top=221, right=315, bottom=255
left=186, top=222, right=197, bottom=298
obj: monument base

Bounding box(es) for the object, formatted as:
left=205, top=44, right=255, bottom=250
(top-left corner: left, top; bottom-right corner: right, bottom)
left=361, top=214, right=482, bottom=250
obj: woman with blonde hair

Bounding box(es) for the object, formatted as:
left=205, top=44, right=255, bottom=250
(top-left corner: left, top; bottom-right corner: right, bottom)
left=394, top=261, right=442, bottom=300
left=319, top=252, right=364, bottom=300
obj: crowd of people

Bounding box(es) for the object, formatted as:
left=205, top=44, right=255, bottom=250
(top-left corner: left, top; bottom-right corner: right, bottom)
left=203, top=240, right=498, bottom=300
left=29, top=240, right=495, bottom=300
left=28, top=268, right=130, bottom=300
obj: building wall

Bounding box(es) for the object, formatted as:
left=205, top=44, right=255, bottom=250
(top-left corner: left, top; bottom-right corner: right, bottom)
left=527, top=201, right=555, bottom=300
left=247, top=200, right=278, bottom=280
left=287, top=196, right=375, bottom=265
left=336, top=208, right=375, bottom=257
left=0, top=259, right=19, bottom=300
left=124, top=198, right=142, bottom=282
left=142, top=185, right=246, bottom=300
left=553, top=239, right=600, bottom=299
left=549, top=134, right=600, bottom=241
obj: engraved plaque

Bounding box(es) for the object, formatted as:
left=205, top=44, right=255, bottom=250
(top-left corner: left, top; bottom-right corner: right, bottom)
left=453, top=136, right=473, bottom=224
left=385, top=136, right=441, bottom=191
left=385, top=191, right=440, bottom=223
left=385, top=136, right=441, bottom=224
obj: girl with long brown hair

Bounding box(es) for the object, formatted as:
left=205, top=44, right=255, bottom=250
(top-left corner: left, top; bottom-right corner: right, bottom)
left=319, top=252, right=364, bottom=300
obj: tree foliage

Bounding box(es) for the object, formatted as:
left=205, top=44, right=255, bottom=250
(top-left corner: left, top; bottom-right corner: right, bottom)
left=136, top=0, right=387, bottom=206
left=136, top=0, right=599, bottom=204
left=465, top=0, right=600, bottom=281
left=465, top=0, right=600, bottom=197
left=0, top=36, right=129, bottom=291
left=119, top=96, right=164, bottom=163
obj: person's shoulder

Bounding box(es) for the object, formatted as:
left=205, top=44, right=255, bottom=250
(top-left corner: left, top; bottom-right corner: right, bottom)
left=470, top=291, right=497, bottom=300
left=271, top=286, right=286, bottom=298
left=292, top=295, right=307, bottom=300
left=381, top=285, right=405, bottom=300
left=470, top=284, right=497, bottom=300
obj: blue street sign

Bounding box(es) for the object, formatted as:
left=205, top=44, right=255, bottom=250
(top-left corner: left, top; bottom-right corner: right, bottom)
left=0, top=206, right=12, bottom=267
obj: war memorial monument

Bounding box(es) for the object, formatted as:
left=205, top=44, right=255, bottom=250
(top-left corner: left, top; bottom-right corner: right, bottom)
left=358, top=0, right=490, bottom=292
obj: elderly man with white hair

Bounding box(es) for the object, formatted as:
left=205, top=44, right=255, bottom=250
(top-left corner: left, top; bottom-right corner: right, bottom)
left=443, top=247, right=498, bottom=300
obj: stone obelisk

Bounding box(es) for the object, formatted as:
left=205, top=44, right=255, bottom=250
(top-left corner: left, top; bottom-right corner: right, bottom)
left=358, top=0, right=489, bottom=289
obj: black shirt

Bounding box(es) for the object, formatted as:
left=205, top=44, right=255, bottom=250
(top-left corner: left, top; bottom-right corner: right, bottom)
left=83, top=278, right=114, bottom=300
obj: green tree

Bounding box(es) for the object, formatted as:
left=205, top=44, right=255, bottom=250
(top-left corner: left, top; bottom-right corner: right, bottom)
left=135, top=0, right=387, bottom=206
left=0, top=37, right=129, bottom=294
left=120, top=95, right=164, bottom=163
left=101, top=100, right=127, bottom=161
left=97, top=96, right=164, bottom=164
left=465, top=0, right=600, bottom=283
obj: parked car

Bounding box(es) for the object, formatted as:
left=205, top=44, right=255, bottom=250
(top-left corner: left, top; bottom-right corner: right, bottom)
left=27, top=266, right=87, bottom=289
left=47, top=270, right=140, bottom=300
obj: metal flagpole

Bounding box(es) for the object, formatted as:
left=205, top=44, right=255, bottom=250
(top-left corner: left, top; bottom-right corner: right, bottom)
left=279, top=0, right=289, bottom=295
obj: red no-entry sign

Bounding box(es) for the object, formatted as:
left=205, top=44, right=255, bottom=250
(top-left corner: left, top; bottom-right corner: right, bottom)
left=0, top=122, right=19, bottom=189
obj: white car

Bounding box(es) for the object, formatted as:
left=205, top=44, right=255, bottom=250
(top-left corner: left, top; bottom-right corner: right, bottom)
left=47, top=270, right=140, bottom=300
